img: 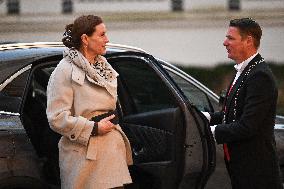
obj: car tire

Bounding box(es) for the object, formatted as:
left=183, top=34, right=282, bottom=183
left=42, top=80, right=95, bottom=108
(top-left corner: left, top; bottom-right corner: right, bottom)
left=0, top=176, right=49, bottom=189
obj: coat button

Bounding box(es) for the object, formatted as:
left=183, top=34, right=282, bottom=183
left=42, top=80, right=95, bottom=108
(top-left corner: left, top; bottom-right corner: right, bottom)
left=71, top=134, right=75, bottom=139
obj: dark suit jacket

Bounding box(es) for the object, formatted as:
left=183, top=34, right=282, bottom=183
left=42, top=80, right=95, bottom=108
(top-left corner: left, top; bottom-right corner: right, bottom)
left=210, top=54, right=282, bottom=189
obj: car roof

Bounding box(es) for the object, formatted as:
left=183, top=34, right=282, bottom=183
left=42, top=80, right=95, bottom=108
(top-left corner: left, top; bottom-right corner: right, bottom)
left=0, top=42, right=147, bottom=62
left=0, top=42, right=147, bottom=52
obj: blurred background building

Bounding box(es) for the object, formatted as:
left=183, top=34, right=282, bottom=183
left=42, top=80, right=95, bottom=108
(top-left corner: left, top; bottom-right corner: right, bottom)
left=0, top=0, right=283, bottom=66
left=0, top=0, right=284, bottom=15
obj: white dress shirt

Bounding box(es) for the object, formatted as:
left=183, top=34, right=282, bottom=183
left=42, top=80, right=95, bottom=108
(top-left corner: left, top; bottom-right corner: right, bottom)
left=202, top=52, right=258, bottom=135
left=232, top=52, right=258, bottom=86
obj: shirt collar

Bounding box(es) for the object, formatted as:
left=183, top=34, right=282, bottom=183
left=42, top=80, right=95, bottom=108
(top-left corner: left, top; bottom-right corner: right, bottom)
left=234, top=52, right=258, bottom=73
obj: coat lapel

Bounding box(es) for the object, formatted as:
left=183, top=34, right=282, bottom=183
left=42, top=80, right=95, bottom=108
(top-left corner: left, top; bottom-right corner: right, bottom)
left=225, top=54, right=263, bottom=117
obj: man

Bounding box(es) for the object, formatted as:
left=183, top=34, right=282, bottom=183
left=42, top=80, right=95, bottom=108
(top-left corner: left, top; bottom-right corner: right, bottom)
left=204, top=18, right=283, bottom=189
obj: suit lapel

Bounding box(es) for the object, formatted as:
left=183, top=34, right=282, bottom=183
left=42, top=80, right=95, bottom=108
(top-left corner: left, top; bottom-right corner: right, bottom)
left=225, top=54, right=263, bottom=115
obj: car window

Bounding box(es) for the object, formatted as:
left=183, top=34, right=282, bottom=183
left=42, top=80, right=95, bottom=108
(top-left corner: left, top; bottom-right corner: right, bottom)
left=166, top=70, right=215, bottom=112
left=112, top=58, right=177, bottom=114
left=0, top=70, right=30, bottom=113
left=33, top=66, right=55, bottom=98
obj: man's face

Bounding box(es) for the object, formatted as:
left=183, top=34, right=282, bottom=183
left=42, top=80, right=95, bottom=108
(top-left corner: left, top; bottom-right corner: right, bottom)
left=223, top=26, right=249, bottom=64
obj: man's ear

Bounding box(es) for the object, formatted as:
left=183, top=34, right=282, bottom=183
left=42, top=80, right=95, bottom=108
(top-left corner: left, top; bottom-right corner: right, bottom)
left=81, top=34, right=88, bottom=46
left=247, top=35, right=254, bottom=47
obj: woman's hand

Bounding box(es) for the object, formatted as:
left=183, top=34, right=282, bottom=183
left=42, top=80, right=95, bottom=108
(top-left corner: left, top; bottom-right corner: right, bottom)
left=97, top=114, right=116, bottom=135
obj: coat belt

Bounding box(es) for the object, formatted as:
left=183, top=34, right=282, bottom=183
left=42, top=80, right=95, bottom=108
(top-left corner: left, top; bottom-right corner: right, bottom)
left=85, top=110, right=133, bottom=165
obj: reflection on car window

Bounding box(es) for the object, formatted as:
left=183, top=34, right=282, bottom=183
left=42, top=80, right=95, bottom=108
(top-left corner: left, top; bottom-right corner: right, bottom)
left=33, top=67, right=55, bottom=99
left=0, top=70, right=30, bottom=113
left=114, top=58, right=177, bottom=114
left=167, top=70, right=213, bottom=112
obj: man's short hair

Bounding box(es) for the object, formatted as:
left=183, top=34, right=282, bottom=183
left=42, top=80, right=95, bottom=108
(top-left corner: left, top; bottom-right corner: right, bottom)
left=230, top=18, right=262, bottom=49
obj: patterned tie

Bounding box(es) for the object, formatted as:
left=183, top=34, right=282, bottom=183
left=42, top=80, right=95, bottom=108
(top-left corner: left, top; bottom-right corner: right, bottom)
left=223, top=83, right=234, bottom=161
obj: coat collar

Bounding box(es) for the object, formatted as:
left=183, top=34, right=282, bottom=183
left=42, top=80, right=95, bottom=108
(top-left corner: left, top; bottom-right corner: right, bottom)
left=64, top=48, right=118, bottom=97
left=71, top=62, right=86, bottom=86
left=225, top=53, right=263, bottom=114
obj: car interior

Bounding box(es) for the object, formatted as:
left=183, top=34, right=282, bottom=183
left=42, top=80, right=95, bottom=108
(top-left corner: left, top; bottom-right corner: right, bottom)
left=20, top=56, right=186, bottom=188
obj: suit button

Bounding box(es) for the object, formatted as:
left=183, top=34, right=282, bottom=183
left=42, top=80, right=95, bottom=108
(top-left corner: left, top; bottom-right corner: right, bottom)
left=71, top=134, right=75, bottom=139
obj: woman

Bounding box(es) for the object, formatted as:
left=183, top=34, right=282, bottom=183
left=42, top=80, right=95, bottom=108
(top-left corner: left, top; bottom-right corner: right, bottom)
left=46, top=15, right=132, bottom=189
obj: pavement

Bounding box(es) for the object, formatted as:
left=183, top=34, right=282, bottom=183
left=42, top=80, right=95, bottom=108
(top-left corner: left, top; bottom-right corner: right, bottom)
left=1, top=8, right=283, bottom=66
left=1, top=8, right=284, bottom=32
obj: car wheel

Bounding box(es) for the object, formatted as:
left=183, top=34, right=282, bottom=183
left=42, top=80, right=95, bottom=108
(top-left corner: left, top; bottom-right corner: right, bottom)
left=0, top=176, right=49, bottom=189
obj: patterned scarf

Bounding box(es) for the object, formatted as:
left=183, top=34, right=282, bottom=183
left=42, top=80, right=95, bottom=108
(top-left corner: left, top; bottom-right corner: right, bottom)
left=63, top=48, right=119, bottom=97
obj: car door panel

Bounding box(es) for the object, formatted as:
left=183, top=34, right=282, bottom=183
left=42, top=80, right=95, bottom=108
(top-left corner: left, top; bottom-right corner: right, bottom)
left=122, top=123, right=173, bottom=163
left=107, top=53, right=184, bottom=188
left=161, top=63, right=229, bottom=189
left=121, top=107, right=181, bottom=163
left=123, top=107, right=181, bottom=132
left=180, top=107, right=215, bottom=189
left=107, top=52, right=215, bottom=189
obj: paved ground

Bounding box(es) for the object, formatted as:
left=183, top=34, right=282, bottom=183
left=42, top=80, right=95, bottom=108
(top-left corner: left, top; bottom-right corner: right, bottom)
left=1, top=9, right=284, bottom=31
left=1, top=9, right=284, bottom=66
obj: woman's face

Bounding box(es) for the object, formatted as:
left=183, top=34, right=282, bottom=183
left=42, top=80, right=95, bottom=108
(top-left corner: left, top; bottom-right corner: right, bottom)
left=86, top=23, right=109, bottom=55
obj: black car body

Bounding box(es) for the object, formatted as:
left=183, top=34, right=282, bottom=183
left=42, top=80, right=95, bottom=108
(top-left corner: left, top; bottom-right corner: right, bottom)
left=0, top=42, right=283, bottom=189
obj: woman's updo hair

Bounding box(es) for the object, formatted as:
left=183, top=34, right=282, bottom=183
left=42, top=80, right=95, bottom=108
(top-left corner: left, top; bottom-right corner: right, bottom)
left=62, top=15, right=103, bottom=49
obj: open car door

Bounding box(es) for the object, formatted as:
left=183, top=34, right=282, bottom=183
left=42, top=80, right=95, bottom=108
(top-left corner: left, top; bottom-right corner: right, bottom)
left=107, top=52, right=215, bottom=189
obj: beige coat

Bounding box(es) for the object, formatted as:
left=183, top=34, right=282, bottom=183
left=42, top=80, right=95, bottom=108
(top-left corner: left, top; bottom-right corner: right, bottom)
left=46, top=58, right=132, bottom=189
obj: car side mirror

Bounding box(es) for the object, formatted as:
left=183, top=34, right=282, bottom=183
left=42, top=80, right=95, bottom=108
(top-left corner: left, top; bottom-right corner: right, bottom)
left=219, top=89, right=227, bottom=108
